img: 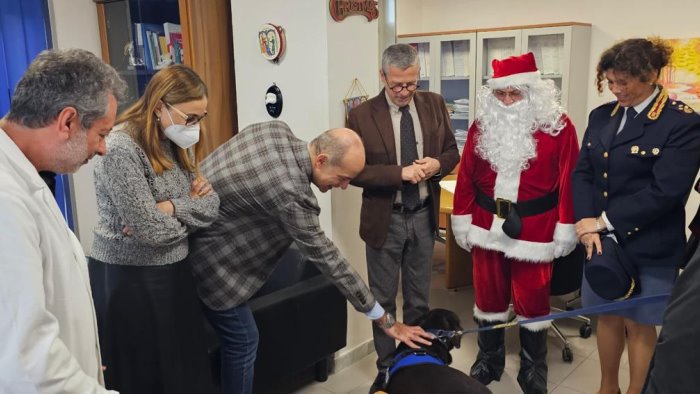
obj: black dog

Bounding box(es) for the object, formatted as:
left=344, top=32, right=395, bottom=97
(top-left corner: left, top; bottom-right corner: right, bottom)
left=377, top=309, right=491, bottom=394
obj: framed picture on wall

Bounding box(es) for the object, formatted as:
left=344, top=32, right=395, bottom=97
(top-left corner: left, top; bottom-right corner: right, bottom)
left=344, top=95, right=368, bottom=120
left=343, top=78, right=369, bottom=122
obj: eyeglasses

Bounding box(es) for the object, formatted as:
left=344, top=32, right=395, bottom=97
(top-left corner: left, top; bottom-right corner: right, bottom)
left=166, top=102, right=208, bottom=126
left=493, top=89, right=524, bottom=100
left=387, top=82, right=420, bottom=93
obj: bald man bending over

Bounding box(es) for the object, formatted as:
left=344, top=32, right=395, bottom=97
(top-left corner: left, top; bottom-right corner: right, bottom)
left=188, top=120, right=431, bottom=394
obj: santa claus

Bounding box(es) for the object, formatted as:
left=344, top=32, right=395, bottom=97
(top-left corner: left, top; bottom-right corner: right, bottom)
left=452, top=52, right=579, bottom=393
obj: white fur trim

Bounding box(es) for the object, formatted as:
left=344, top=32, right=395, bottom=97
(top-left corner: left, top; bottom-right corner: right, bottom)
left=468, top=223, right=554, bottom=263
left=493, top=171, right=520, bottom=201
left=553, top=223, right=576, bottom=244
left=518, top=315, right=551, bottom=331
left=473, top=305, right=511, bottom=322
left=487, top=71, right=541, bottom=89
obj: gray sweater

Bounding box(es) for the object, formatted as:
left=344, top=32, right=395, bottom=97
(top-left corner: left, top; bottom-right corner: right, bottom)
left=90, top=130, right=220, bottom=266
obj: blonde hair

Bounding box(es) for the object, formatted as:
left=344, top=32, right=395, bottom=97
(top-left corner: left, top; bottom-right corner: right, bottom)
left=117, top=64, right=208, bottom=174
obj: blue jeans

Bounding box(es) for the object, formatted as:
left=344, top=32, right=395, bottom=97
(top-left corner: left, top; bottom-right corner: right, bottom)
left=202, top=302, right=259, bottom=394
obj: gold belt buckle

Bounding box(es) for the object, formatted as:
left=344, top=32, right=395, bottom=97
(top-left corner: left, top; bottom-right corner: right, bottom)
left=495, top=198, right=512, bottom=219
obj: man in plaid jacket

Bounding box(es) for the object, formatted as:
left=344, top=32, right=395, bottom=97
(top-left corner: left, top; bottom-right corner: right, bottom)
left=188, top=120, right=432, bottom=394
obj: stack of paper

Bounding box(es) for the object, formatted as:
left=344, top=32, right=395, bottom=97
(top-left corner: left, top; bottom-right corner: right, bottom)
left=451, top=98, right=469, bottom=120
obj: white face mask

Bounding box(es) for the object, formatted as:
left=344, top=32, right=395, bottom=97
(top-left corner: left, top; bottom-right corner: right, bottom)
left=163, top=107, right=200, bottom=149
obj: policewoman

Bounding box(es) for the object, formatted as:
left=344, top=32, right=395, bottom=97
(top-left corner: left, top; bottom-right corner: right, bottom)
left=571, top=38, right=700, bottom=394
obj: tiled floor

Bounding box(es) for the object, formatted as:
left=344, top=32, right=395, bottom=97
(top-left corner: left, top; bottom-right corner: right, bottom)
left=265, top=244, right=635, bottom=394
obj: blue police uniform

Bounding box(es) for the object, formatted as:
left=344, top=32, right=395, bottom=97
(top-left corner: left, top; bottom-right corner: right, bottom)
left=572, top=88, right=700, bottom=324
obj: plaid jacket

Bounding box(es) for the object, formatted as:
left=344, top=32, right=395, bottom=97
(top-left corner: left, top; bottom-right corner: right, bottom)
left=188, top=120, right=376, bottom=312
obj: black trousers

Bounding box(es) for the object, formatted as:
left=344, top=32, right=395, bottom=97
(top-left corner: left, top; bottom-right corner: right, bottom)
left=89, top=258, right=217, bottom=394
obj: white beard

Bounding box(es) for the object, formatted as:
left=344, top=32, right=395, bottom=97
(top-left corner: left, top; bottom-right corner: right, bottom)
left=475, top=95, right=538, bottom=178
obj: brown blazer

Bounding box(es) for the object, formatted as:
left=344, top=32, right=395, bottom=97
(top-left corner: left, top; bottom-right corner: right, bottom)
left=348, top=90, right=460, bottom=249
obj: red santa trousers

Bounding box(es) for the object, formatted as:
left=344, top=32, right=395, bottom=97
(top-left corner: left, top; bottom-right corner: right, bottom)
left=472, top=246, right=552, bottom=320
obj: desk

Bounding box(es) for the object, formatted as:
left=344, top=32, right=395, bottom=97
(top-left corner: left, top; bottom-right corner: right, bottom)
left=439, top=175, right=473, bottom=289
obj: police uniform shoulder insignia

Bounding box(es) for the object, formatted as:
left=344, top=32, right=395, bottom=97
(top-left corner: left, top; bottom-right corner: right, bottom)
left=647, top=89, right=668, bottom=120
left=669, top=98, right=696, bottom=115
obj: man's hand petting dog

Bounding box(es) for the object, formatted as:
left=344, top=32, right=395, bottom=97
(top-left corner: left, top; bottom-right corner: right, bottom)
left=369, top=309, right=491, bottom=394
left=383, top=322, right=434, bottom=348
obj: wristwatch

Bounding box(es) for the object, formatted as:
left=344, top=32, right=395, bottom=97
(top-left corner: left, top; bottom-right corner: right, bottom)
left=374, top=312, right=396, bottom=329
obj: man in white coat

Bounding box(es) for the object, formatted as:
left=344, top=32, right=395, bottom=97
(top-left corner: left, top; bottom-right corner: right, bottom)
left=0, top=49, right=126, bottom=393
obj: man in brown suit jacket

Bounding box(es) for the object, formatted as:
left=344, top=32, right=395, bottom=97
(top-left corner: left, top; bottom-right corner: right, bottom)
left=347, top=43, right=460, bottom=393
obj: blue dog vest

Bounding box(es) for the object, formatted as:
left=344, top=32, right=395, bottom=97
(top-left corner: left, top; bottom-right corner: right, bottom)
left=388, top=351, right=445, bottom=376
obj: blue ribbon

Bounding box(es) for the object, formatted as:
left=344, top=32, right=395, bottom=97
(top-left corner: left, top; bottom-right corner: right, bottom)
left=463, top=293, right=670, bottom=334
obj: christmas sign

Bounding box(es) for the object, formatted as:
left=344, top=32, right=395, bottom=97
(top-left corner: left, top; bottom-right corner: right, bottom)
left=329, top=0, right=379, bottom=22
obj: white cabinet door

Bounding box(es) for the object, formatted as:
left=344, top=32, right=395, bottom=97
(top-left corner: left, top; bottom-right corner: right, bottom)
left=523, top=25, right=591, bottom=138
left=523, top=26, right=571, bottom=109
left=434, top=33, right=476, bottom=143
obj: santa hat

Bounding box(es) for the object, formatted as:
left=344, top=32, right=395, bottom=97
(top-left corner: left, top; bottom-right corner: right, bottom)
left=487, top=52, right=541, bottom=89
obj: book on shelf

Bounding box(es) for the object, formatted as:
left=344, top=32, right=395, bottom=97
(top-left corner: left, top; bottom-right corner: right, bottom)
left=452, top=40, right=470, bottom=77
left=133, top=23, right=146, bottom=67
left=418, top=43, right=430, bottom=78
left=441, top=41, right=455, bottom=77
left=163, top=22, right=183, bottom=64
left=134, top=21, right=182, bottom=72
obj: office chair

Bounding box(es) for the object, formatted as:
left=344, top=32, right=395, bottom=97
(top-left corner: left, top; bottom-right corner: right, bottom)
left=550, top=244, right=592, bottom=362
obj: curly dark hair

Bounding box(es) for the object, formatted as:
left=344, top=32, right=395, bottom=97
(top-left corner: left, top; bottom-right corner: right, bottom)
left=595, top=37, right=673, bottom=93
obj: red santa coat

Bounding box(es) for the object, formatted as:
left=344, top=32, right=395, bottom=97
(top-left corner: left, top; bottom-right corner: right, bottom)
left=452, top=116, right=579, bottom=263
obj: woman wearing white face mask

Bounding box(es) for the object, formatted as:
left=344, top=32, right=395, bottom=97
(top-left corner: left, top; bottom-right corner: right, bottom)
left=88, top=64, right=219, bottom=394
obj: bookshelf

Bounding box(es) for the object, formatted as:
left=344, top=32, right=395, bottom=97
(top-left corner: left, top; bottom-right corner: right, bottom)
left=399, top=23, right=591, bottom=143
left=95, top=0, right=237, bottom=154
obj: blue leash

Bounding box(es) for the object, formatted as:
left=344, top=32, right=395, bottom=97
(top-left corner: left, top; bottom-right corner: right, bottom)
left=462, top=293, right=670, bottom=334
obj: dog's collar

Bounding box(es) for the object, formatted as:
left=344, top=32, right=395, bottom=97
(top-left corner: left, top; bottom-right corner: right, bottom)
left=426, top=328, right=463, bottom=350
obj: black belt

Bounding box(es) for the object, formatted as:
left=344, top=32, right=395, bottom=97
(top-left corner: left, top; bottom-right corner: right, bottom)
left=475, top=188, right=558, bottom=238
left=392, top=199, right=430, bottom=214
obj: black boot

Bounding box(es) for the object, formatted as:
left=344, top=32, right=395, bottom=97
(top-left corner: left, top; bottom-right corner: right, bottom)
left=469, top=319, right=506, bottom=385
left=517, top=327, right=548, bottom=394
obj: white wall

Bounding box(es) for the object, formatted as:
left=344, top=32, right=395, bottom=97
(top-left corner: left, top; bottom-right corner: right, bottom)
left=232, top=0, right=335, bottom=233
left=326, top=8, right=381, bottom=357
left=47, top=0, right=103, bottom=252
left=231, top=0, right=382, bottom=355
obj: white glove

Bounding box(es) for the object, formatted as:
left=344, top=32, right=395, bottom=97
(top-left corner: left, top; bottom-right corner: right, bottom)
left=452, top=214, right=472, bottom=252
left=553, top=239, right=577, bottom=258
left=553, top=223, right=577, bottom=258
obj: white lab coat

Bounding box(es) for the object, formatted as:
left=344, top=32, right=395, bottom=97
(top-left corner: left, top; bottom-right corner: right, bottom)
left=0, top=128, right=116, bottom=393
